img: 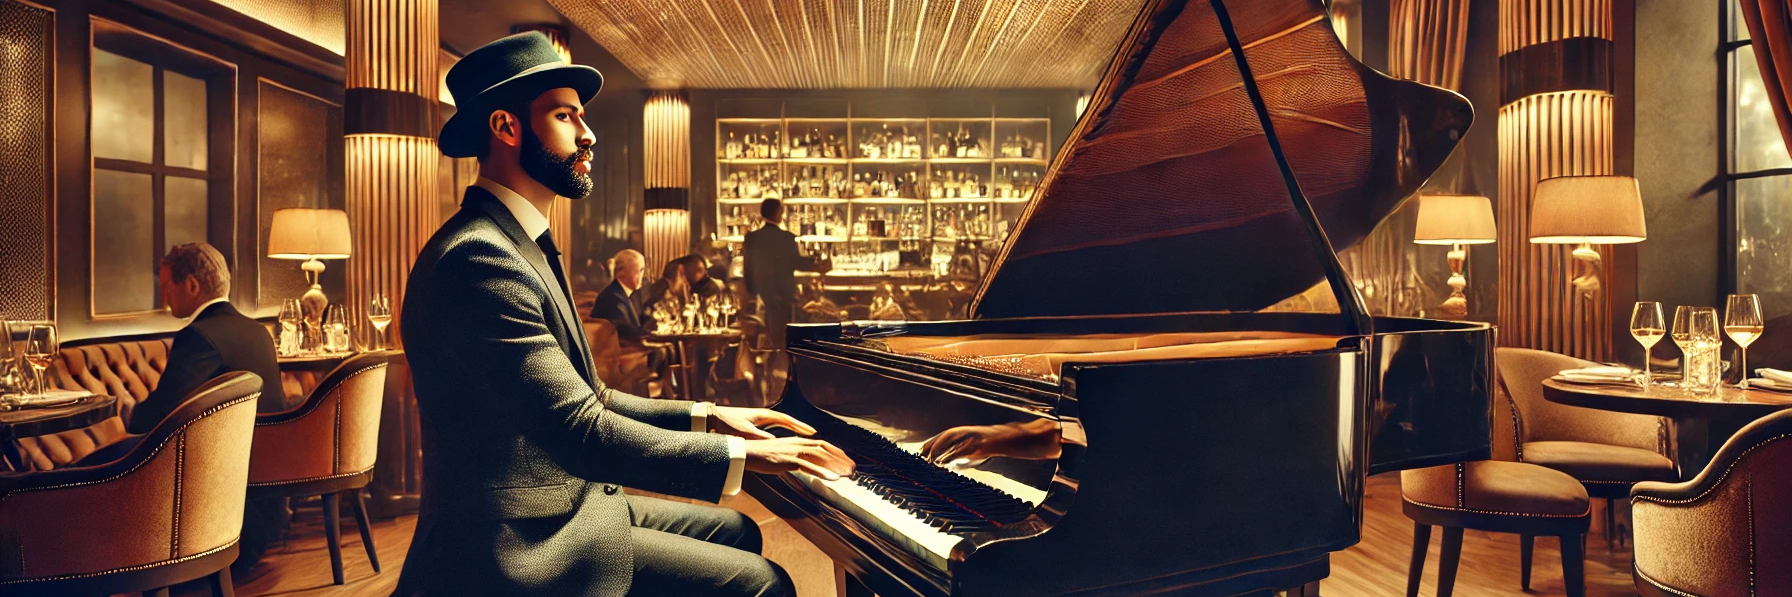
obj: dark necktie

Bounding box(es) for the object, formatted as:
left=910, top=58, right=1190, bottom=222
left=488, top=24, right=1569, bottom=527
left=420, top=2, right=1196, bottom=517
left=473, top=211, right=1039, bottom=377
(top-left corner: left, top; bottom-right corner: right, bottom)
left=537, top=231, right=598, bottom=384
left=536, top=232, right=570, bottom=296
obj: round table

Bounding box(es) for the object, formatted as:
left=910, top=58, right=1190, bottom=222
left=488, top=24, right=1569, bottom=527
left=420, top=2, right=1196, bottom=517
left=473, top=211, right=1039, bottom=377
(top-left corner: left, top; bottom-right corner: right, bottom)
left=646, top=329, right=743, bottom=401
left=0, top=394, right=118, bottom=441
left=1542, top=378, right=1792, bottom=477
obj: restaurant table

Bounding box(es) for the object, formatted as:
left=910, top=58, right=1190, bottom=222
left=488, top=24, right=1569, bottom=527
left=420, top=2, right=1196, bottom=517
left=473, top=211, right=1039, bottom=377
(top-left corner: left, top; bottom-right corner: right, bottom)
left=0, top=393, right=118, bottom=442
left=1542, top=378, right=1792, bottom=478
left=645, top=329, right=744, bottom=402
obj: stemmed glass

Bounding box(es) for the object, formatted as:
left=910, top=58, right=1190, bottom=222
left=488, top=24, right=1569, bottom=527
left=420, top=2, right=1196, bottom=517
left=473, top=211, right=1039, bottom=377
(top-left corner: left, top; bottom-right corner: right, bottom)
left=23, top=324, right=57, bottom=400
left=1725, top=294, right=1764, bottom=389
left=704, top=296, right=720, bottom=332
left=278, top=299, right=302, bottom=356
left=1673, top=306, right=1722, bottom=395
left=1631, top=302, right=1665, bottom=389
left=0, top=320, right=16, bottom=408
left=368, top=294, right=393, bottom=351
left=681, top=298, right=698, bottom=333
left=325, top=305, right=350, bottom=353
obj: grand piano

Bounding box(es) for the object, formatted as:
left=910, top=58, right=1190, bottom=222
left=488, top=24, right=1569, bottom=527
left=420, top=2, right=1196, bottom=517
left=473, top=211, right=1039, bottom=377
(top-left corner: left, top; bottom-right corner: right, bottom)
left=744, top=0, right=1493, bottom=595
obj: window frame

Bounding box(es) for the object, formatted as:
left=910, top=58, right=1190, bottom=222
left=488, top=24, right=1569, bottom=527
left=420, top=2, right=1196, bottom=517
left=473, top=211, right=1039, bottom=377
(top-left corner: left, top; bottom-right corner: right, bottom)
left=87, top=19, right=236, bottom=319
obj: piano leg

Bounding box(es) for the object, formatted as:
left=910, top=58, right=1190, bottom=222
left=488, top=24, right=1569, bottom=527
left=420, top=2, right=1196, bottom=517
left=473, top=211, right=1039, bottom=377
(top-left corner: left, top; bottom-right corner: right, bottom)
left=834, top=563, right=874, bottom=597
left=1283, top=581, right=1321, bottom=597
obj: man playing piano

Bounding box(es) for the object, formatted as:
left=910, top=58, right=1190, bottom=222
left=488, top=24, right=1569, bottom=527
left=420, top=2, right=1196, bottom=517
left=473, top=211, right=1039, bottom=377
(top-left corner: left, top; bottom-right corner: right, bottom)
left=396, top=32, right=853, bottom=597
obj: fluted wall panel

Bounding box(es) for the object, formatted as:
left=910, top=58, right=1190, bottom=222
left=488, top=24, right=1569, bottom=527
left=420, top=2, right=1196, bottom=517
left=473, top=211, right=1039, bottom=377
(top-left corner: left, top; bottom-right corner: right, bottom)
left=645, top=91, right=691, bottom=189
left=1497, top=90, right=1614, bottom=359
left=644, top=209, right=688, bottom=281
left=1392, top=0, right=1470, bottom=91
left=346, top=0, right=436, bottom=94
left=1499, top=0, right=1611, bottom=54
left=346, top=135, right=438, bottom=343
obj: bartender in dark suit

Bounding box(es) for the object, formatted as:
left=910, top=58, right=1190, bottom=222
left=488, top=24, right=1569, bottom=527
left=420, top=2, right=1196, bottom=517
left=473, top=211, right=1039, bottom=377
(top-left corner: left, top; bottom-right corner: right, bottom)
left=396, top=33, right=852, bottom=597
left=744, top=199, right=825, bottom=348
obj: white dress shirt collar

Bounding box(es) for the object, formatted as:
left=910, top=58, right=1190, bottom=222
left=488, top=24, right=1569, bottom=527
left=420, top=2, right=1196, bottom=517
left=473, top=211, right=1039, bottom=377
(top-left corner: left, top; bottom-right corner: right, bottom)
left=476, top=177, right=551, bottom=240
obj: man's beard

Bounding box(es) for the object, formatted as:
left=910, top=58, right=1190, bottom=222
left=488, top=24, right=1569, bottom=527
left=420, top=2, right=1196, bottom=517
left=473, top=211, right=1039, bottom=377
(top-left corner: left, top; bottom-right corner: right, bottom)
left=521, top=126, right=594, bottom=199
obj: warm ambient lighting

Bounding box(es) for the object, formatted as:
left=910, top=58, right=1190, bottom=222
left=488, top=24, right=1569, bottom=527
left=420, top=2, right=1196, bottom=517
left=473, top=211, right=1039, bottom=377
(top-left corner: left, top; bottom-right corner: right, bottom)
left=1528, top=175, right=1645, bottom=298
left=644, top=91, right=691, bottom=274
left=269, top=208, right=352, bottom=343
left=1413, top=194, right=1495, bottom=320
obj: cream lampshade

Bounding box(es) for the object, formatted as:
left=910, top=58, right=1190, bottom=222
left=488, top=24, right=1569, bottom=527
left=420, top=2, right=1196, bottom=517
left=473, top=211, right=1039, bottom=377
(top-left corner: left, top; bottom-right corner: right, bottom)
left=1413, top=194, right=1496, bottom=319
left=269, top=208, right=352, bottom=343
left=1528, top=175, right=1646, bottom=297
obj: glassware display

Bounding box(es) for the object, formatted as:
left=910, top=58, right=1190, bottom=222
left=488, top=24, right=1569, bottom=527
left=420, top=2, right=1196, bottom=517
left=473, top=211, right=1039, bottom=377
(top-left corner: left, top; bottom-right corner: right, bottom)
left=1725, top=294, right=1764, bottom=388
left=1673, top=306, right=1722, bottom=395
left=368, top=294, right=393, bottom=351
left=1631, top=301, right=1665, bottom=388
left=24, top=324, right=57, bottom=399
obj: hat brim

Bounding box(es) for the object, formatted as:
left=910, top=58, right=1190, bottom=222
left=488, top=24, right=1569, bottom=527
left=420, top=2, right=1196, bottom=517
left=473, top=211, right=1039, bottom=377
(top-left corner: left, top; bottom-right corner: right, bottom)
left=438, top=64, right=604, bottom=158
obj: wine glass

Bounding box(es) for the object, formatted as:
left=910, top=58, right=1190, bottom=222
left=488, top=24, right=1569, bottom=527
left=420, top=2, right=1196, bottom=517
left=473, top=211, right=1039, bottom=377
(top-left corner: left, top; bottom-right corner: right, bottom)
left=278, top=299, right=301, bottom=356
left=704, top=296, right=721, bottom=332
left=681, top=297, right=698, bottom=332
left=24, top=324, right=57, bottom=400
left=1726, top=294, right=1764, bottom=389
left=325, top=305, right=349, bottom=353
left=0, top=319, right=16, bottom=409
left=1630, top=302, right=1665, bottom=388
left=368, top=294, right=393, bottom=351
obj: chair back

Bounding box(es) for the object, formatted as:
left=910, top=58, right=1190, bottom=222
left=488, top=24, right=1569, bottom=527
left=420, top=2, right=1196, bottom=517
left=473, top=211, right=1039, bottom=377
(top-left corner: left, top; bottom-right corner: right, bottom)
left=0, top=372, right=261, bottom=589
left=1495, top=347, right=1664, bottom=454
left=584, top=319, right=627, bottom=388
left=248, top=353, right=388, bottom=488
left=1633, top=408, right=1792, bottom=596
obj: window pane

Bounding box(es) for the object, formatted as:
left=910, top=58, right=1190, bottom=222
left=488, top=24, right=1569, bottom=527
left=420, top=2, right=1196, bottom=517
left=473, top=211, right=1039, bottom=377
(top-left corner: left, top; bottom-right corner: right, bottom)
left=93, top=169, right=156, bottom=314
left=1735, top=45, right=1792, bottom=172
left=165, top=176, right=208, bottom=253
left=163, top=70, right=208, bottom=171
left=1738, top=176, right=1792, bottom=321
left=91, top=49, right=154, bottom=163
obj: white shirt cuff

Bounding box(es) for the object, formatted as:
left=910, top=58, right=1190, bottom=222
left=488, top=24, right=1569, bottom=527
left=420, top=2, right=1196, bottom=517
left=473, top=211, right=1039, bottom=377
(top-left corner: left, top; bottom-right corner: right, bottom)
left=722, top=436, right=747, bottom=497
left=690, top=402, right=712, bottom=432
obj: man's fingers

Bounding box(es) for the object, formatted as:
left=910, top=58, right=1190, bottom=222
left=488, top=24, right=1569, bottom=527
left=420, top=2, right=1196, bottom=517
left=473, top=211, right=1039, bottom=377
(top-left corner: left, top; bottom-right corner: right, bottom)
left=758, top=411, right=816, bottom=436
left=730, top=418, right=774, bottom=439
left=791, top=456, right=842, bottom=480
left=801, top=444, right=854, bottom=476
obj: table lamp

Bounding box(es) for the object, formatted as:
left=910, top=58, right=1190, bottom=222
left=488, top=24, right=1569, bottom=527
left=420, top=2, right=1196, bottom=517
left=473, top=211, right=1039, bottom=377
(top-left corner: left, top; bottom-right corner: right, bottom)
left=268, top=208, right=352, bottom=341
left=1413, top=194, right=1496, bottom=319
left=1528, top=175, right=1646, bottom=298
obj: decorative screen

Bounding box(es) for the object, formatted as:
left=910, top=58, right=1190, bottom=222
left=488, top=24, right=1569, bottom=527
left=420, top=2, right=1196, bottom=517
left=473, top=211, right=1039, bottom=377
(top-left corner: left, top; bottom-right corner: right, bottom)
left=0, top=0, right=52, bottom=321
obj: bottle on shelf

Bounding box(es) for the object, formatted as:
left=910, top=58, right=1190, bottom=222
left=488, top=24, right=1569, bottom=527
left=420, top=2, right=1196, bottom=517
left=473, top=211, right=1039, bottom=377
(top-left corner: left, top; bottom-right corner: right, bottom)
left=724, top=132, right=742, bottom=159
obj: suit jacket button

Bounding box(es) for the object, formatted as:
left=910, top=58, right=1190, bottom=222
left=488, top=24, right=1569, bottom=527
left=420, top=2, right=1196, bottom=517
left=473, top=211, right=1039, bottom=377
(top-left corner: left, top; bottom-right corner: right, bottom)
left=603, top=484, right=619, bottom=495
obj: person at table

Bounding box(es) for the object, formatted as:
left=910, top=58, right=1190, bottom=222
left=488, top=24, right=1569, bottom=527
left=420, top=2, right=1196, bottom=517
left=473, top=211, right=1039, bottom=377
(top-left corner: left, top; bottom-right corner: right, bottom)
left=744, top=199, right=832, bottom=348
left=591, top=249, right=669, bottom=372
left=396, top=32, right=852, bottom=597
left=680, top=253, right=727, bottom=301
left=642, top=259, right=689, bottom=315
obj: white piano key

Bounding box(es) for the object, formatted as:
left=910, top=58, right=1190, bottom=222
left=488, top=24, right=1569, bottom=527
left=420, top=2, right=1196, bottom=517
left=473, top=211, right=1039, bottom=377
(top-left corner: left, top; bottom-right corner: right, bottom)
left=788, top=470, right=962, bottom=571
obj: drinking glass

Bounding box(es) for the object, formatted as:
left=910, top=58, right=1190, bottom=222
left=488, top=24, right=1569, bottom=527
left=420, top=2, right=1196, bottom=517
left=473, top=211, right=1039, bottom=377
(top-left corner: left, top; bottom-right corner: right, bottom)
left=1673, top=306, right=1722, bottom=395
left=704, top=297, right=721, bottom=332
left=0, top=319, right=16, bottom=408
left=325, top=305, right=350, bottom=353
left=368, top=294, right=393, bottom=351
left=24, top=324, right=57, bottom=400
left=1726, top=294, right=1764, bottom=389
left=1630, top=302, right=1665, bottom=388
left=278, top=299, right=302, bottom=356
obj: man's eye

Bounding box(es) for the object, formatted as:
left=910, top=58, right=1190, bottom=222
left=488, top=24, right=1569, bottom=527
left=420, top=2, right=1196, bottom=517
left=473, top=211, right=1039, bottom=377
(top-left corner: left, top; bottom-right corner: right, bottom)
left=558, top=113, right=570, bottom=121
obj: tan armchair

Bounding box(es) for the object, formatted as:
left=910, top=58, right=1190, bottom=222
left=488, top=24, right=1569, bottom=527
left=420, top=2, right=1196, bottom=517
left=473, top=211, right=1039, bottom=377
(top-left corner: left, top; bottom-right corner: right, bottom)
left=1631, top=408, right=1792, bottom=597
left=1497, top=347, right=1676, bottom=544
left=246, top=353, right=388, bottom=586
left=583, top=319, right=655, bottom=396
left=0, top=371, right=263, bottom=597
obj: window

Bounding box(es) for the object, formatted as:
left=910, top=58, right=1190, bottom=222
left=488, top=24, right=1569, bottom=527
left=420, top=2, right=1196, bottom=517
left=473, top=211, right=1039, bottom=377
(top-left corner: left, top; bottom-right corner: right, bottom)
left=89, top=24, right=232, bottom=316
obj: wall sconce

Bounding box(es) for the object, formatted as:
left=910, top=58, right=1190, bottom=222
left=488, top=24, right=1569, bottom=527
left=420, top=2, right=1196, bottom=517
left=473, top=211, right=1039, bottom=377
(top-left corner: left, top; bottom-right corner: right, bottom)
left=1413, top=194, right=1496, bottom=319
left=268, top=208, right=352, bottom=342
left=1528, top=175, right=1646, bottom=299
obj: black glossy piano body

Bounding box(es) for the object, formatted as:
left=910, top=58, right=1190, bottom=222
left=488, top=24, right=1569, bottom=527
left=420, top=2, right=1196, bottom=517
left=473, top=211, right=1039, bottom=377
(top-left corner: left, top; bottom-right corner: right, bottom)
left=745, top=0, right=1491, bottom=595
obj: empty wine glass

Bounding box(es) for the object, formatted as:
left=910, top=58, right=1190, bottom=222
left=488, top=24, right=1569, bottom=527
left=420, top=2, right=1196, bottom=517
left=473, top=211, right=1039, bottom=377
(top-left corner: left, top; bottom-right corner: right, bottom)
left=24, top=324, right=57, bottom=400
left=1631, top=302, right=1665, bottom=388
left=1726, top=294, right=1764, bottom=389
left=368, top=294, right=393, bottom=351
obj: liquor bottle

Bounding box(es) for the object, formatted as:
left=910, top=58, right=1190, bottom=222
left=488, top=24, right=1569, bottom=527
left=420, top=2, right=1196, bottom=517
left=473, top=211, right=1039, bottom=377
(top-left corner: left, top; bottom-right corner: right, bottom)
left=725, top=132, right=742, bottom=159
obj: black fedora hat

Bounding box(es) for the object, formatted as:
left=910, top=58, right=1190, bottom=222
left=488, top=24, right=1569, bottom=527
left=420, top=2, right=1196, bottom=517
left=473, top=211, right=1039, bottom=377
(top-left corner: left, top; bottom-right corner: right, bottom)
left=438, top=32, right=603, bottom=158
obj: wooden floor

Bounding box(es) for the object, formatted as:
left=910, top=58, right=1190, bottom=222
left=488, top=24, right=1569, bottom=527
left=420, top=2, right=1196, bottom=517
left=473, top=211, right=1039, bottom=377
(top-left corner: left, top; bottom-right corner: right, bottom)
left=200, top=473, right=1642, bottom=597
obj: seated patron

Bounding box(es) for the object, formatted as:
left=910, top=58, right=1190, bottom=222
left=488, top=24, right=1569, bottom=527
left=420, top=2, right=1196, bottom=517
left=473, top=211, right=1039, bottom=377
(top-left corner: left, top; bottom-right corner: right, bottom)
left=681, top=253, right=727, bottom=300
left=644, top=260, right=690, bottom=314
left=592, top=249, right=654, bottom=341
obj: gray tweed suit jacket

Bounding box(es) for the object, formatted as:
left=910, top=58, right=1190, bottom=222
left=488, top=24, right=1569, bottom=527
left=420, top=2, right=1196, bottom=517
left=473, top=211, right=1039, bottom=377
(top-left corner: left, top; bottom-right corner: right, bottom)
left=393, top=187, right=732, bottom=596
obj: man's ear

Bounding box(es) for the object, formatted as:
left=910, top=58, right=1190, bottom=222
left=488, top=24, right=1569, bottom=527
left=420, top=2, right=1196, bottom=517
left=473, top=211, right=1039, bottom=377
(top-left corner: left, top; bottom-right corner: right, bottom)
left=182, top=276, right=203, bottom=296
left=488, top=109, right=522, bottom=149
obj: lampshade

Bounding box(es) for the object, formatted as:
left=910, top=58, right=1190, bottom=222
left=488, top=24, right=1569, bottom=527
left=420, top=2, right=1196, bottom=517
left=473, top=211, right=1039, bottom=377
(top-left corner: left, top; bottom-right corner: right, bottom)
left=1413, top=194, right=1496, bottom=245
left=1528, top=175, right=1646, bottom=244
left=268, top=208, right=352, bottom=259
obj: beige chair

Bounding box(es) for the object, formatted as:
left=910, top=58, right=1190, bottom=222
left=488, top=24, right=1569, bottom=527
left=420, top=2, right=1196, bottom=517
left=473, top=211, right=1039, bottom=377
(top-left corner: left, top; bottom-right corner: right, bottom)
left=1631, top=408, right=1792, bottom=597
left=0, top=372, right=263, bottom=597
left=246, top=353, right=388, bottom=586
left=1497, top=347, right=1677, bottom=544
left=1402, top=357, right=1592, bottom=597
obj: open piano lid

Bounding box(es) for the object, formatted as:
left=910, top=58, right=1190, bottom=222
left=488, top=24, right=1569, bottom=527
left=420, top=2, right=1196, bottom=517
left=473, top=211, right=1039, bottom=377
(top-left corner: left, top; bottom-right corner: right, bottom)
left=971, top=0, right=1473, bottom=321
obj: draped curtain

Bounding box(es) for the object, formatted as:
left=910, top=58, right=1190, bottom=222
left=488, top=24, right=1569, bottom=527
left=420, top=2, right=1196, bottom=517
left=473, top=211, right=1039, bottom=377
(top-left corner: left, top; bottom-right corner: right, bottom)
left=1741, top=1, right=1792, bottom=163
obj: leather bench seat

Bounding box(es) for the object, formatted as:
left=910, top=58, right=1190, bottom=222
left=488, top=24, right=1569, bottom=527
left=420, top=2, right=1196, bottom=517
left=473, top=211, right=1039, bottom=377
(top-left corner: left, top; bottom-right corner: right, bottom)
left=9, top=339, right=173, bottom=472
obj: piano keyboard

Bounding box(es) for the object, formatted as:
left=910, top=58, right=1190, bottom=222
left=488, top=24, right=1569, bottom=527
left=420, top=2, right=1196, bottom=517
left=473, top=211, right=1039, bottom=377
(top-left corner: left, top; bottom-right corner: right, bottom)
left=779, top=415, right=1041, bottom=570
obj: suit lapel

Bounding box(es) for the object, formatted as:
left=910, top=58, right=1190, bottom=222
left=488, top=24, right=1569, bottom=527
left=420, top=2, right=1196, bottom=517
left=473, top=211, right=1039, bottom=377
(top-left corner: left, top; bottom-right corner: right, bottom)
left=463, top=188, right=596, bottom=386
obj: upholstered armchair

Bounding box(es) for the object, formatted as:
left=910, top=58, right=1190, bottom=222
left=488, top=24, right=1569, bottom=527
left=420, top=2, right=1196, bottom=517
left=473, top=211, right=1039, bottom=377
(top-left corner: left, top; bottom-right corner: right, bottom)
left=1497, top=347, right=1676, bottom=544
left=583, top=319, right=655, bottom=397
left=1631, top=408, right=1792, bottom=597
left=0, top=372, right=263, bottom=597
left=246, top=352, right=387, bottom=586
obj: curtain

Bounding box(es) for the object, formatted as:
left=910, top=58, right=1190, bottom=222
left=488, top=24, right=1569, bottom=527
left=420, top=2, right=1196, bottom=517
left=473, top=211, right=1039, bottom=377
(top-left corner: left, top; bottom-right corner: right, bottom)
left=1741, top=0, right=1792, bottom=162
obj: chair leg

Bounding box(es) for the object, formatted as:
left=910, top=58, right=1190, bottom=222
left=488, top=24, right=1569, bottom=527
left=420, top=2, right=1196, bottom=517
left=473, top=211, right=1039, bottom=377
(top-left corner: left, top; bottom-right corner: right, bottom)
left=1560, top=533, right=1586, bottom=597
left=209, top=567, right=235, bottom=597
left=1436, top=527, right=1464, bottom=597
left=1603, top=498, right=1616, bottom=547
left=323, top=492, right=345, bottom=585
left=1406, top=522, right=1431, bottom=597
left=147, top=587, right=171, bottom=597
left=349, top=489, right=381, bottom=572
left=1519, top=534, right=1534, bottom=590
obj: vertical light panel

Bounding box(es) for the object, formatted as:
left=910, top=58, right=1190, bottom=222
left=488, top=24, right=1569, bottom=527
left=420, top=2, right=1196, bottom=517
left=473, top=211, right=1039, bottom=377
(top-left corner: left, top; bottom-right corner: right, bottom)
left=512, top=24, right=574, bottom=271
left=346, top=0, right=439, bottom=347
left=1498, top=0, right=1616, bottom=361
left=643, top=90, right=690, bottom=275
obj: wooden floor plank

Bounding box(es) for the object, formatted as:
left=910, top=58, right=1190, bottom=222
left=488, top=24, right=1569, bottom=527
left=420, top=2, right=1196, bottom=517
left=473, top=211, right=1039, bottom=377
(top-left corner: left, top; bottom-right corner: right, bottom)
left=216, top=473, right=1642, bottom=597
